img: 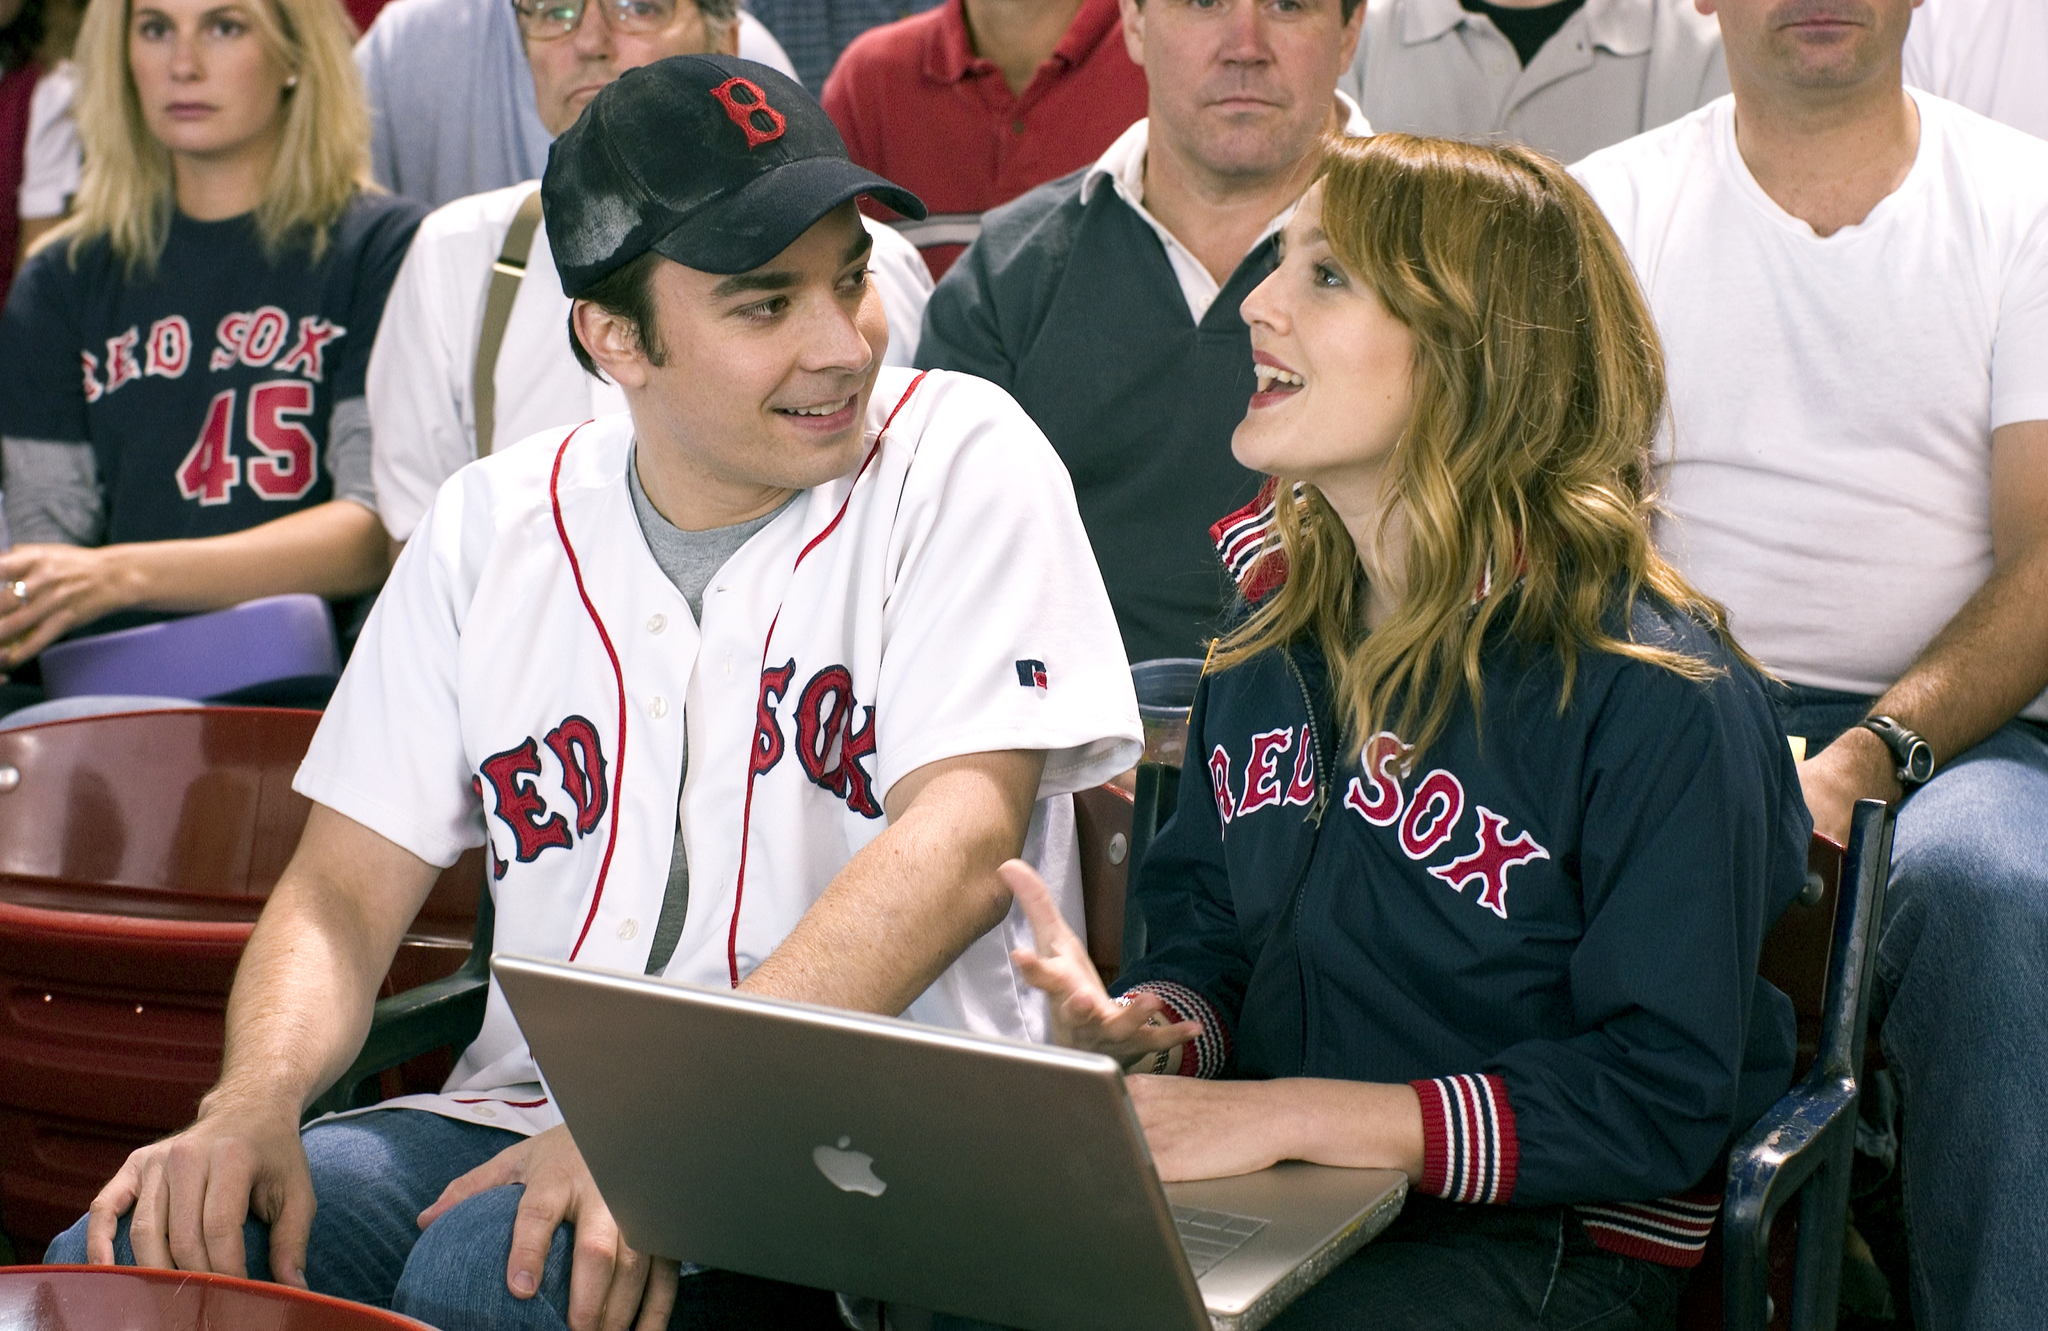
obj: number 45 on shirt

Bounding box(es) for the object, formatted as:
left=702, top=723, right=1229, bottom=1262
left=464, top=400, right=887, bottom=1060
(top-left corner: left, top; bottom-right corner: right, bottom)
left=177, top=380, right=320, bottom=506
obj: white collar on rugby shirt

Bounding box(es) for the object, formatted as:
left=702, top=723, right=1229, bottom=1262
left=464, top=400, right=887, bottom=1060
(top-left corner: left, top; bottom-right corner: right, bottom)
left=1078, top=91, right=1372, bottom=323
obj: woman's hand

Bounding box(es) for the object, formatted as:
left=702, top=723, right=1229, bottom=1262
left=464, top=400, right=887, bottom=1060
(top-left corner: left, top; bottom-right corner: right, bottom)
left=1127, top=1076, right=1297, bottom=1182
left=0, top=544, right=141, bottom=667
left=1131, top=1076, right=1429, bottom=1185
left=1002, top=858, right=1202, bottom=1062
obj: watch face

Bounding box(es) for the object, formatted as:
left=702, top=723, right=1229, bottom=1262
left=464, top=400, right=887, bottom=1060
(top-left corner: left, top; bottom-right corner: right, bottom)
left=1905, top=740, right=1935, bottom=784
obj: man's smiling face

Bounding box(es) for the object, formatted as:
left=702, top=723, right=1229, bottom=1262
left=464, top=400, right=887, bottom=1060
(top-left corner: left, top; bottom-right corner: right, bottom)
left=623, top=203, right=890, bottom=507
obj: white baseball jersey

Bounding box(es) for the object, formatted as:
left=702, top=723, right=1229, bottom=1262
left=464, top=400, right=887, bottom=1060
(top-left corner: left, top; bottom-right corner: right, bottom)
left=366, top=182, right=936, bottom=542
left=296, top=366, right=1142, bottom=1134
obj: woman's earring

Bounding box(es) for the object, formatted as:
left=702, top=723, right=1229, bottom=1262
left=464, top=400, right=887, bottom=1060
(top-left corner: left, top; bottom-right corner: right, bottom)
left=284, top=74, right=299, bottom=88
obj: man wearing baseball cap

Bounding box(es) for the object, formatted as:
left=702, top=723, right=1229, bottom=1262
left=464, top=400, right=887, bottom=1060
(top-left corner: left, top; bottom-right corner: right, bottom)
left=50, top=57, right=1140, bottom=1331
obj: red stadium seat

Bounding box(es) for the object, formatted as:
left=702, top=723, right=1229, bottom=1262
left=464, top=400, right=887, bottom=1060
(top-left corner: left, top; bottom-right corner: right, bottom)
left=0, top=1266, right=432, bottom=1328
left=0, top=708, right=483, bottom=1260
left=1073, top=784, right=1135, bottom=986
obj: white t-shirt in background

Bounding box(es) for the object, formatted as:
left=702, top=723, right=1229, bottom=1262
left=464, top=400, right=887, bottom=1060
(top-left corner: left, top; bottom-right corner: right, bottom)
left=1903, top=0, right=2048, bottom=141
left=367, top=183, right=935, bottom=541
left=18, top=61, right=79, bottom=220
left=1573, top=92, right=2048, bottom=707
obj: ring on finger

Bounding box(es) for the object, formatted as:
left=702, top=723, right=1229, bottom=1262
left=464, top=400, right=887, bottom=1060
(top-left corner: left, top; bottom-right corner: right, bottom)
left=6, top=581, right=25, bottom=604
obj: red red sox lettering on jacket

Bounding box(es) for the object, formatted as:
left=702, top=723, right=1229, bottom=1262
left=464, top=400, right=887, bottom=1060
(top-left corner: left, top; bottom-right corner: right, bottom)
left=1209, top=727, right=1550, bottom=920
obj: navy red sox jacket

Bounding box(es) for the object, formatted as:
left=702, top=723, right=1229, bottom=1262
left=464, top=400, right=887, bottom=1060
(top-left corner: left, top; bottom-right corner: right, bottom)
left=1114, top=512, right=1812, bottom=1268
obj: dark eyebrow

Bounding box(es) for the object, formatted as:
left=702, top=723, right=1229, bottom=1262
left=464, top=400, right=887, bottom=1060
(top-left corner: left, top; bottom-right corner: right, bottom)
left=711, top=228, right=878, bottom=300
left=711, top=270, right=800, bottom=298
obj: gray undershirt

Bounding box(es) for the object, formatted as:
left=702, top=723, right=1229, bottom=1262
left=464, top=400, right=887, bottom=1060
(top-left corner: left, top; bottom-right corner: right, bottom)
left=628, top=446, right=793, bottom=975
left=1, top=395, right=379, bottom=546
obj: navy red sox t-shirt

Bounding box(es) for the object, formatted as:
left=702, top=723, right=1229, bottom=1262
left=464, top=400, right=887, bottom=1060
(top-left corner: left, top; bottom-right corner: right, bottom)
left=0, top=192, right=423, bottom=545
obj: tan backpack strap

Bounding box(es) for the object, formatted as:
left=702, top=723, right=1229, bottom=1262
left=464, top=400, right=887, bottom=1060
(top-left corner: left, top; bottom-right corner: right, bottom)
left=472, top=186, right=545, bottom=457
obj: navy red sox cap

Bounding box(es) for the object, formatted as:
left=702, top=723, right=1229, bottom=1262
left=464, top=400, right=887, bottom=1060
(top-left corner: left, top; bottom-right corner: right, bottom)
left=542, top=54, right=927, bottom=296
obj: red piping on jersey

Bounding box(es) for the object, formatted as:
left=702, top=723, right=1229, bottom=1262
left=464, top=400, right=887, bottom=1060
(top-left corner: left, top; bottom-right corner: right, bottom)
left=727, top=372, right=929, bottom=987
left=548, top=421, right=629, bottom=963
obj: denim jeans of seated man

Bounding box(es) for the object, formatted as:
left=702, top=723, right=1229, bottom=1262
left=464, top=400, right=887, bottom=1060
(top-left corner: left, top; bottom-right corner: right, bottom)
left=44, top=1108, right=848, bottom=1330
left=1770, top=682, right=2048, bottom=1331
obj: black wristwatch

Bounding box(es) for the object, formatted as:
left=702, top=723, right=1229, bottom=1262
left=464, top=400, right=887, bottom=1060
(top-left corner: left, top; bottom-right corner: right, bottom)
left=1860, top=715, right=1935, bottom=788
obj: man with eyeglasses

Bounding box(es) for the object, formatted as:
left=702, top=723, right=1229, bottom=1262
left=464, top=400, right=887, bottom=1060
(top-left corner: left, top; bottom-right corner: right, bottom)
left=354, top=0, right=798, bottom=209
left=363, top=0, right=933, bottom=545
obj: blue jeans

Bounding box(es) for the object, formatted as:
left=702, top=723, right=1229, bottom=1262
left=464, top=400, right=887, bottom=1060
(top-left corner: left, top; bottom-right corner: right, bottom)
left=1771, top=684, right=2048, bottom=1331
left=1267, top=1197, right=1685, bottom=1329
left=44, top=1109, right=845, bottom=1330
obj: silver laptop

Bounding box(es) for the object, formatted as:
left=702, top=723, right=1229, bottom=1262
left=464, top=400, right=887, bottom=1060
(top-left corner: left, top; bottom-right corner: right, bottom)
left=495, top=954, right=1407, bottom=1331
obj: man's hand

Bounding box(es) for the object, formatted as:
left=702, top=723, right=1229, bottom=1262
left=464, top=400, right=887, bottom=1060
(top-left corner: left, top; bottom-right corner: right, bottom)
left=1003, top=859, right=1200, bottom=1062
left=1799, top=725, right=1903, bottom=845
left=0, top=543, right=137, bottom=666
left=1126, top=1077, right=1292, bottom=1183
left=86, top=1094, right=315, bottom=1286
left=418, top=1124, right=679, bottom=1331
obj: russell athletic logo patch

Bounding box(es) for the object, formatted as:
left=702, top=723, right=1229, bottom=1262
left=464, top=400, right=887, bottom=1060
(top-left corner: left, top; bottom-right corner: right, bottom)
left=1016, top=659, right=1048, bottom=692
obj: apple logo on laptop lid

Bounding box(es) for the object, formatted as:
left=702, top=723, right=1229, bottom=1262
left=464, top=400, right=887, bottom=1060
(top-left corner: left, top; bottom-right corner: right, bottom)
left=813, top=1136, right=887, bottom=1197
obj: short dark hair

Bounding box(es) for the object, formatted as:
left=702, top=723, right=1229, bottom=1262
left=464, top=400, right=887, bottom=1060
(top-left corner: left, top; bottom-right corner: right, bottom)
left=567, top=249, right=669, bottom=379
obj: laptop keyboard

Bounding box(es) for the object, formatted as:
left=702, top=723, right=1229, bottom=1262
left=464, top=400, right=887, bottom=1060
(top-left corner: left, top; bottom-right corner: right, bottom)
left=1172, top=1205, right=1269, bottom=1278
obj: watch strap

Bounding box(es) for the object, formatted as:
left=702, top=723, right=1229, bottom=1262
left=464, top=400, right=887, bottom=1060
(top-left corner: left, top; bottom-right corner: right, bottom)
left=1861, top=715, right=1934, bottom=787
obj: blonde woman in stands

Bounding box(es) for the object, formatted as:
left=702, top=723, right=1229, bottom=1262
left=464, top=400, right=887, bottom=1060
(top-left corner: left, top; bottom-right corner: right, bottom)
left=0, top=0, right=422, bottom=705
left=1010, top=134, right=1812, bottom=1328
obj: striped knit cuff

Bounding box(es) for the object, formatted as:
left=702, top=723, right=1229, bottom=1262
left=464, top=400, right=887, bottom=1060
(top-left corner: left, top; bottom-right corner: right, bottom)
left=1411, top=1074, right=1519, bottom=1205
left=1575, top=1194, right=1721, bottom=1268
left=1121, top=980, right=1232, bottom=1079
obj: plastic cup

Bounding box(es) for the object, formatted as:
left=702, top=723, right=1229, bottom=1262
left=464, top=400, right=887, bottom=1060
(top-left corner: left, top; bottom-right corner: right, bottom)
left=1131, top=657, right=1204, bottom=769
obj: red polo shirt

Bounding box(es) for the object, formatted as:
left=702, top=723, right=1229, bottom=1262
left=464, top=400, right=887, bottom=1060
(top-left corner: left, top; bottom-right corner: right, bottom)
left=822, top=0, right=1146, bottom=279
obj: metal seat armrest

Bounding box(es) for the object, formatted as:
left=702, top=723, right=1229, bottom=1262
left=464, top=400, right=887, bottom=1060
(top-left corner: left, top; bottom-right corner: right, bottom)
left=1725, top=1071, right=1858, bottom=1237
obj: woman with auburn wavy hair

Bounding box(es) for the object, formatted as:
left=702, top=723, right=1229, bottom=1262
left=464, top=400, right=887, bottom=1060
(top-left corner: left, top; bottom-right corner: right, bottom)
left=0, top=0, right=421, bottom=697
left=1011, top=134, right=1813, bottom=1328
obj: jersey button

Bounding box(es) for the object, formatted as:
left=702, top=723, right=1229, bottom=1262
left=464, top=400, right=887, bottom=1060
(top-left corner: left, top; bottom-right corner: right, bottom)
left=617, top=918, right=640, bottom=940
left=647, top=613, right=667, bottom=634
left=649, top=696, right=669, bottom=719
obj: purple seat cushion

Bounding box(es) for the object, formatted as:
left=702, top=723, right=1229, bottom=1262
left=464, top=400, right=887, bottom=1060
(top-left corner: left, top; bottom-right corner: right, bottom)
left=38, top=595, right=341, bottom=701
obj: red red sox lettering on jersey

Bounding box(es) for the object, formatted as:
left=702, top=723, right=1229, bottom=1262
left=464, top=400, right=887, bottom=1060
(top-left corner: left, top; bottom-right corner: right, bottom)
left=753, top=659, right=882, bottom=819
left=479, top=655, right=887, bottom=879
left=79, top=307, right=345, bottom=509
left=479, top=716, right=612, bottom=875
left=1209, top=727, right=1551, bottom=920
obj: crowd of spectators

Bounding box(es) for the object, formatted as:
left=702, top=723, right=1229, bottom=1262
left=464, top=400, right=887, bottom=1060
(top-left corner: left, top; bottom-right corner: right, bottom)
left=3, top=0, right=2045, bottom=1328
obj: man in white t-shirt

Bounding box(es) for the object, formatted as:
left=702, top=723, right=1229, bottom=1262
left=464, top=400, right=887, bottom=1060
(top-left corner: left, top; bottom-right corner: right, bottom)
left=364, top=0, right=933, bottom=544
left=47, top=56, right=1140, bottom=1331
left=1902, top=0, right=2047, bottom=141
left=1574, top=3, right=2048, bottom=1328
left=1340, top=0, right=1728, bottom=165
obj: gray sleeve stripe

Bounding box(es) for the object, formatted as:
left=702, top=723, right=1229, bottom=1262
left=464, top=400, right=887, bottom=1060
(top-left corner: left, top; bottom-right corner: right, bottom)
left=327, top=396, right=378, bottom=513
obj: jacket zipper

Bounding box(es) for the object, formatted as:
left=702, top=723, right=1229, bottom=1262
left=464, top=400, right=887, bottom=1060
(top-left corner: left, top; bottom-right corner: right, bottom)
left=1281, top=648, right=1332, bottom=1075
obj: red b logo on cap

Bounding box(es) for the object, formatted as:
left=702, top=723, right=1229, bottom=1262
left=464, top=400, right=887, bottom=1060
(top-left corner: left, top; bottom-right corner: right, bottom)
left=710, top=76, right=787, bottom=150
